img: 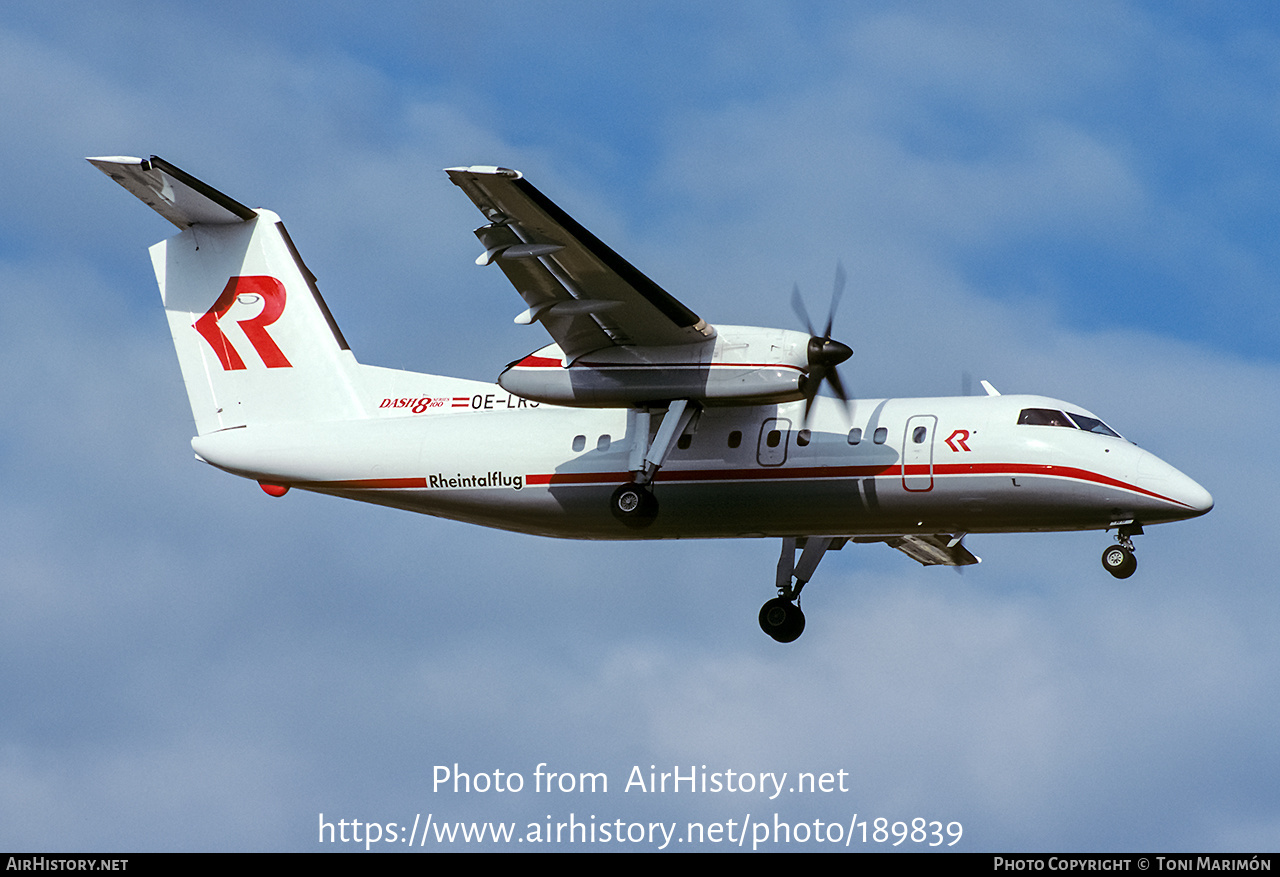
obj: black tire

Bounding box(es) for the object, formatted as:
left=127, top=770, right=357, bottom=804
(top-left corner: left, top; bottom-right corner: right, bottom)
left=758, top=597, right=806, bottom=642
left=1101, top=544, right=1137, bottom=579
left=611, top=482, right=658, bottom=528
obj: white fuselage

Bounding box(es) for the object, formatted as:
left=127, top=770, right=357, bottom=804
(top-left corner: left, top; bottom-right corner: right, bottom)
left=88, top=153, right=1214, bottom=634
left=190, top=383, right=1213, bottom=541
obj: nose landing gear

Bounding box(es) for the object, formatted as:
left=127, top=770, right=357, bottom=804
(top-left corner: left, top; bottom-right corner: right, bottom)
left=1102, top=544, right=1137, bottom=578
left=1102, top=523, right=1142, bottom=579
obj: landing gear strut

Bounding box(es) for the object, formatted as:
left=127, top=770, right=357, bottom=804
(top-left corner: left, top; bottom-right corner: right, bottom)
left=759, top=537, right=845, bottom=642
left=1102, top=523, right=1142, bottom=579
left=614, top=400, right=699, bottom=528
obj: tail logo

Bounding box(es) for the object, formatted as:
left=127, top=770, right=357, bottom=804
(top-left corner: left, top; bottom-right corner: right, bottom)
left=194, top=276, right=293, bottom=370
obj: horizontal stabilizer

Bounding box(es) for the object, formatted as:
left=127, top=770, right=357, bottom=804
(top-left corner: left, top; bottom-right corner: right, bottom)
left=87, top=155, right=257, bottom=229
left=93, top=152, right=366, bottom=434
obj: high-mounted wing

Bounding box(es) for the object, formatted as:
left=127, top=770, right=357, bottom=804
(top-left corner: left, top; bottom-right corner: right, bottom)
left=446, top=167, right=714, bottom=362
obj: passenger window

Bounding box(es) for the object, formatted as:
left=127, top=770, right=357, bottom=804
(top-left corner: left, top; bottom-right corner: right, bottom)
left=797, top=429, right=811, bottom=447
left=873, top=427, right=888, bottom=444
left=913, top=426, right=927, bottom=443
left=728, top=430, right=742, bottom=449
left=596, top=435, right=611, bottom=451
left=572, top=434, right=586, bottom=452
left=677, top=434, right=692, bottom=450
left=847, top=427, right=862, bottom=445
left=766, top=430, right=781, bottom=448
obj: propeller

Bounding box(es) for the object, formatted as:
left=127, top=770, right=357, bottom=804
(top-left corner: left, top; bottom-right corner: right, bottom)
left=791, top=263, right=853, bottom=421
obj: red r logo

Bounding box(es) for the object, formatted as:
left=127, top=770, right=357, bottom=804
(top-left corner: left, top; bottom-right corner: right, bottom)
left=944, top=429, right=971, bottom=452
left=194, top=276, right=293, bottom=370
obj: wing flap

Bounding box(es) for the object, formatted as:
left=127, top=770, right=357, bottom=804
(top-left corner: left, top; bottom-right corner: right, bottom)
left=447, top=167, right=714, bottom=358
left=473, top=220, right=614, bottom=360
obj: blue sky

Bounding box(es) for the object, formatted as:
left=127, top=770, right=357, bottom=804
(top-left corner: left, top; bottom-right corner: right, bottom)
left=1, top=0, right=1278, bottom=852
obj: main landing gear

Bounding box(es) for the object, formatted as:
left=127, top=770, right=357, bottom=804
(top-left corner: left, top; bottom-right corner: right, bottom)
left=611, top=481, right=657, bottom=527
left=759, top=597, right=805, bottom=643
left=612, top=400, right=699, bottom=528
left=759, top=537, right=846, bottom=643
left=1101, top=523, right=1142, bottom=579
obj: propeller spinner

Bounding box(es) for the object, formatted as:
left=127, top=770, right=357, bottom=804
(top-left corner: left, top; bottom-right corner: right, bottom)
left=791, top=263, right=853, bottom=420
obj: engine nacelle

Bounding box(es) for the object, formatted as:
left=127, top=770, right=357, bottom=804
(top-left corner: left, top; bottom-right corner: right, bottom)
left=498, top=325, right=811, bottom=407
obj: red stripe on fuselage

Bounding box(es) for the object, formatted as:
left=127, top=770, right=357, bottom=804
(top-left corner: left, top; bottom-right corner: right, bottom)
left=305, top=463, right=1190, bottom=509
left=301, top=477, right=429, bottom=489
left=512, top=355, right=804, bottom=373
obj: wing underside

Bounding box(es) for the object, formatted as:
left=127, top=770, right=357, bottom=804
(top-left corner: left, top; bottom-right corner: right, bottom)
left=446, top=167, right=713, bottom=362
left=856, top=534, right=982, bottom=566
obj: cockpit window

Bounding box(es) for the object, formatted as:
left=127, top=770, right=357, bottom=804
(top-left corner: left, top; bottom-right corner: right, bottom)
left=1018, top=408, right=1075, bottom=427
left=1067, top=413, right=1122, bottom=438
left=1018, top=407, right=1124, bottom=439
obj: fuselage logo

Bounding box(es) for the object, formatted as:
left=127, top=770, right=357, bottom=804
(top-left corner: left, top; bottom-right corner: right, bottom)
left=195, top=275, right=292, bottom=370
left=380, top=397, right=447, bottom=413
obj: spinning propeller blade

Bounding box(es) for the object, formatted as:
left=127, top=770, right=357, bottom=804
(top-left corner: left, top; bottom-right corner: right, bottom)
left=791, top=263, right=853, bottom=421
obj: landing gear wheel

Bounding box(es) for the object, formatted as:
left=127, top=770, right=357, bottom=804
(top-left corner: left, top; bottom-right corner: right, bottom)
left=1102, top=544, right=1137, bottom=579
left=758, top=597, right=806, bottom=642
left=611, top=482, right=657, bottom=528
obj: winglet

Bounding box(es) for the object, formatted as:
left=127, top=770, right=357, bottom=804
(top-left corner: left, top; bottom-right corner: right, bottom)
left=87, top=155, right=257, bottom=229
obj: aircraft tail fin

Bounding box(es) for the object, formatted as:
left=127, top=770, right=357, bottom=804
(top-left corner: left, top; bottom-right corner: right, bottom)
left=90, top=156, right=365, bottom=435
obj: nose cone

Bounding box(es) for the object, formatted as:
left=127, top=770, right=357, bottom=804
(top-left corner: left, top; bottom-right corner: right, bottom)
left=1176, top=475, right=1214, bottom=517
left=1137, top=450, right=1213, bottom=519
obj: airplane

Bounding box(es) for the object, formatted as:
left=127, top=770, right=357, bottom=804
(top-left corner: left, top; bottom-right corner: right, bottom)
left=89, top=155, right=1214, bottom=642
